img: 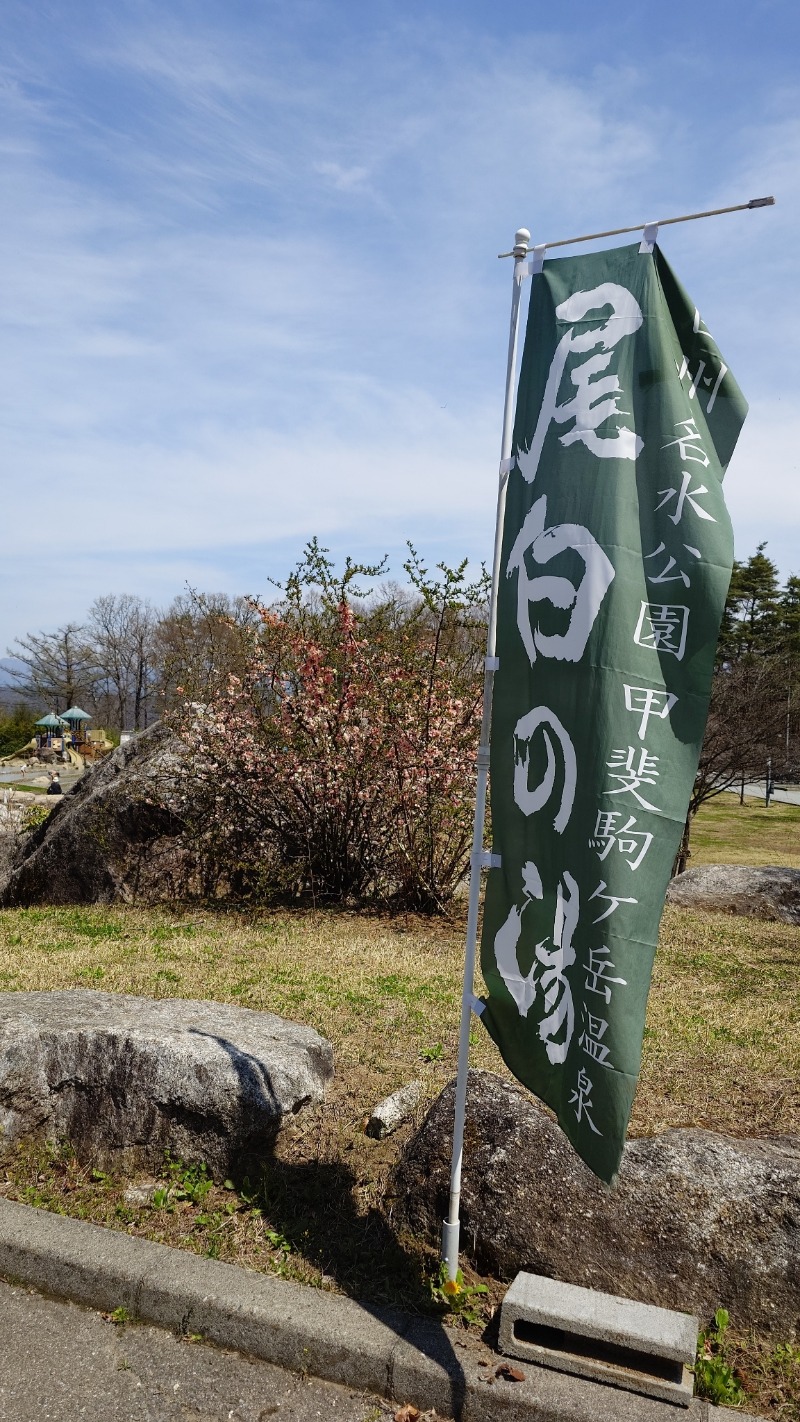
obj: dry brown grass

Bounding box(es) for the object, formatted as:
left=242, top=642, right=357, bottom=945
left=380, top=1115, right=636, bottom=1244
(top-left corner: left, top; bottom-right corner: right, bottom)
left=0, top=897, right=796, bottom=1140
left=636, top=905, right=800, bottom=1138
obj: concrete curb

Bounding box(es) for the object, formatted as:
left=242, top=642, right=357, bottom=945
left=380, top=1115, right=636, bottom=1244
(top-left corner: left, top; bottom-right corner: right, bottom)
left=0, top=1199, right=760, bottom=1422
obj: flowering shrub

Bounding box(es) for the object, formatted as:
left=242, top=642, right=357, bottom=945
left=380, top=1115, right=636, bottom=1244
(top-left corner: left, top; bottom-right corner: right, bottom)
left=169, top=542, right=487, bottom=911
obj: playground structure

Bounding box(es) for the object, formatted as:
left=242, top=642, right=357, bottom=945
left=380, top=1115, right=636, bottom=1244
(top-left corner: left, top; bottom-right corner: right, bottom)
left=0, top=707, right=114, bottom=771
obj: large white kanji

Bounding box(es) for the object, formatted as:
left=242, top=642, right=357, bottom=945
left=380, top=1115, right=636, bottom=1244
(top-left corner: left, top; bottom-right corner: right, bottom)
left=569, top=1066, right=602, bottom=1135
left=655, top=471, right=717, bottom=525
left=493, top=866, right=579, bottom=1065
left=660, top=417, right=710, bottom=467
left=634, top=602, right=689, bottom=660
left=506, top=495, right=615, bottom=664
left=589, top=810, right=653, bottom=871
left=623, top=684, right=678, bottom=739
left=604, top=745, right=662, bottom=812
left=515, top=283, right=644, bottom=486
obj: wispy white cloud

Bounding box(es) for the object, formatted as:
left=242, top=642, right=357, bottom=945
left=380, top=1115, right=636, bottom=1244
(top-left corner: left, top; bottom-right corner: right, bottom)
left=0, top=2, right=797, bottom=654
left=314, top=162, right=372, bottom=194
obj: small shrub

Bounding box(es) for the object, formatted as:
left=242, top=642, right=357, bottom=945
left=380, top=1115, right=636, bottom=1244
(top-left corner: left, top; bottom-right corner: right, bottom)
left=170, top=541, right=487, bottom=911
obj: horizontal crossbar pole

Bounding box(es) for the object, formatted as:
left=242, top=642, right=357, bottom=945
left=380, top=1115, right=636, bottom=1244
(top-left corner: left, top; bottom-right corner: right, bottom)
left=498, top=196, right=775, bottom=258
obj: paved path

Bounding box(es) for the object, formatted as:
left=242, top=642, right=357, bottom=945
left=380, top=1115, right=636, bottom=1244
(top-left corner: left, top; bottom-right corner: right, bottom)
left=741, top=780, right=800, bottom=806
left=0, top=764, right=83, bottom=788
left=0, top=1277, right=396, bottom=1422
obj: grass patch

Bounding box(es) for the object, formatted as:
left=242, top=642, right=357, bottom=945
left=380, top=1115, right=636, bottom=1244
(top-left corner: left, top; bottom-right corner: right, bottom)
left=0, top=900, right=795, bottom=1142
left=689, top=793, right=800, bottom=869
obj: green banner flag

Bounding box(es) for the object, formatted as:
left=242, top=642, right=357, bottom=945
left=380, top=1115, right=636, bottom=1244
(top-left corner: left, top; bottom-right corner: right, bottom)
left=478, top=240, right=747, bottom=1183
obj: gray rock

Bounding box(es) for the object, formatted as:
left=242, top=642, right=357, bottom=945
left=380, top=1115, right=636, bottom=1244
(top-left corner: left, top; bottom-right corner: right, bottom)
left=0, top=990, right=333, bottom=1178
left=123, top=1182, right=157, bottom=1207
left=666, top=864, right=800, bottom=924
left=365, top=1081, right=421, bottom=1139
left=0, top=723, right=199, bottom=907
left=389, top=1070, right=800, bottom=1334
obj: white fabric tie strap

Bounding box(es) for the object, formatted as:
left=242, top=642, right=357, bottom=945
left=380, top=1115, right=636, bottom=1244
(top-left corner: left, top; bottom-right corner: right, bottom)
left=525, top=243, right=547, bottom=276
left=639, top=222, right=659, bottom=254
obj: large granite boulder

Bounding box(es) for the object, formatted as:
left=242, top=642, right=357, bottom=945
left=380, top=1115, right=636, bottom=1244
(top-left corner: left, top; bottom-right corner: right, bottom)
left=0, top=723, right=199, bottom=906
left=0, top=991, right=333, bottom=1178
left=390, top=1071, right=800, bottom=1334
left=666, top=864, right=800, bottom=924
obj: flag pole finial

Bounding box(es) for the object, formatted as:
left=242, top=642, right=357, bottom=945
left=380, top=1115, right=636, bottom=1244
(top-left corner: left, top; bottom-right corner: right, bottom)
left=513, top=228, right=531, bottom=257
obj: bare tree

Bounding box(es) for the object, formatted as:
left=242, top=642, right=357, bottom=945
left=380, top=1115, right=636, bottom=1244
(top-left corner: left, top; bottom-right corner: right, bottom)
left=674, top=656, right=788, bottom=874
left=6, top=624, right=93, bottom=714
left=86, top=594, right=157, bottom=732
left=152, top=591, right=261, bottom=715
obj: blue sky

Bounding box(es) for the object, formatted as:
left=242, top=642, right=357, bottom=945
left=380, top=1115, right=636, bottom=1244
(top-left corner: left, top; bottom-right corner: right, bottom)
left=2, top=0, right=798, bottom=654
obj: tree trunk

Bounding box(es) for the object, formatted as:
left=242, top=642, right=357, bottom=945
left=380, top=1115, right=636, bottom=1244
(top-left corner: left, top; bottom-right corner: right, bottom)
left=672, top=812, right=692, bottom=876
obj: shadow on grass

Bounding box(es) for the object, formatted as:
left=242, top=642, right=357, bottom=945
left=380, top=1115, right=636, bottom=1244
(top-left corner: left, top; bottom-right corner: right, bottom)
left=234, top=1151, right=423, bottom=1305
left=181, top=1025, right=471, bottom=1415
left=230, top=1151, right=473, bottom=1419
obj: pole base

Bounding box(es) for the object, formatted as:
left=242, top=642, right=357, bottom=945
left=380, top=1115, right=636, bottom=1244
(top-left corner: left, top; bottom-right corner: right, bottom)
left=440, top=1219, right=460, bottom=1280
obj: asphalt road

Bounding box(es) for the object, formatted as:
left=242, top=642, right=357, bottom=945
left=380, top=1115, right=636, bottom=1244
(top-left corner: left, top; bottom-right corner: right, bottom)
left=741, top=781, right=800, bottom=806
left=0, top=1278, right=398, bottom=1422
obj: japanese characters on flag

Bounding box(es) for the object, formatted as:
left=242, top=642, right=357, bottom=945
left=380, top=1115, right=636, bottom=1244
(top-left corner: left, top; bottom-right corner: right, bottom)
left=478, top=241, right=747, bottom=1183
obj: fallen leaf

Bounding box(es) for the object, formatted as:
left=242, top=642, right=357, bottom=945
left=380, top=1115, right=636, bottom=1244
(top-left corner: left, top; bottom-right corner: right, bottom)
left=394, top=1406, right=420, bottom=1422
left=495, top=1364, right=526, bottom=1382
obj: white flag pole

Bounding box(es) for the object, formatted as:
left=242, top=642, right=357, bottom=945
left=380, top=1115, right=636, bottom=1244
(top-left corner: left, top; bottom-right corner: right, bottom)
left=442, top=227, right=531, bottom=1281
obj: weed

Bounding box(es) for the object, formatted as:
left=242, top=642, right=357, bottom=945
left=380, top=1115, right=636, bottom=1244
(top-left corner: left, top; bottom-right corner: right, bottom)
left=164, top=1155, right=213, bottom=1206
left=61, top=911, right=126, bottom=941
left=420, top=1042, right=444, bottom=1063
left=110, top=1307, right=130, bottom=1326
left=771, top=1341, right=800, bottom=1376
left=428, top=1263, right=488, bottom=1326
left=693, top=1308, right=745, bottom=1406
left=265, top=1227, right=292, bottom=1256
left=21, top=803, right=50, bottom=831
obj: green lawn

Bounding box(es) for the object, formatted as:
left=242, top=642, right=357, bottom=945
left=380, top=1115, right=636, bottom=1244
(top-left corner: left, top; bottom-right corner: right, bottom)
left=689, top=792, right=800, bottom=869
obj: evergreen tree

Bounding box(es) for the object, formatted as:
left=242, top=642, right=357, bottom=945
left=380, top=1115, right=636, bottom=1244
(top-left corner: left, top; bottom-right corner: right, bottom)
left=718, top=543, right=781, bottom=663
